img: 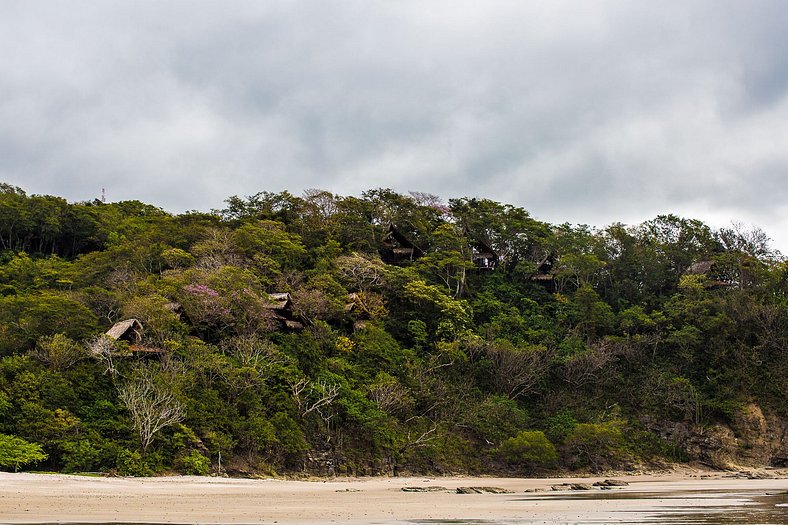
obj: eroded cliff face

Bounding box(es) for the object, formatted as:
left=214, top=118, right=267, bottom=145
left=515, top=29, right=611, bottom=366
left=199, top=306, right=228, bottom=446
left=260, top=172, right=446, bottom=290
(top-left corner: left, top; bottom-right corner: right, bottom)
left=730, top=403, right=788, bottom=467
left=678, top=403, right=788, bottom=469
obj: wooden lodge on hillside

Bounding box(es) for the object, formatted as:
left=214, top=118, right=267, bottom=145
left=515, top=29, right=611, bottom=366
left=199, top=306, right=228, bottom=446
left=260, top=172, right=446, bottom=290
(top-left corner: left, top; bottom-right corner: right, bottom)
left=683, top=260, right=733, bottom=289
left=469, top=238, right=498, bottom=271
left=104, top=319, right=165, bottom=356
left=264, top=292, right=304, bottom=330
left=529, top=253, right=557, bottom=291
left=380, top=224, right=425, bottom=264
left=460, top=224, right=498, bottom=271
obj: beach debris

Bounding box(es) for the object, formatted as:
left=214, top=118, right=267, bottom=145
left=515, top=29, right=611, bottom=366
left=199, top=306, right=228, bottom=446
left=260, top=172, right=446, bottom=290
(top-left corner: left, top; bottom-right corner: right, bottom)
left=401, top=486, right=448, bottom=492
left=456, top=486, right=513, bottom=494
left=335, top=488, right=362, bottom=492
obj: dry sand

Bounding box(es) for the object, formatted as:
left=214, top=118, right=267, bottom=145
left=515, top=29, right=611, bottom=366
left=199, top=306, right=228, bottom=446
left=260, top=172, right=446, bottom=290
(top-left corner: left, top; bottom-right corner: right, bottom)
left=1, top=469, right=787, bottom=524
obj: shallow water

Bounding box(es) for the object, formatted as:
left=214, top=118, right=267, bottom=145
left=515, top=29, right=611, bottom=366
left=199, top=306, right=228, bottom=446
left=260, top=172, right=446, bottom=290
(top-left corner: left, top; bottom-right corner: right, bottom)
left=400, top=489, right=788, bottom=525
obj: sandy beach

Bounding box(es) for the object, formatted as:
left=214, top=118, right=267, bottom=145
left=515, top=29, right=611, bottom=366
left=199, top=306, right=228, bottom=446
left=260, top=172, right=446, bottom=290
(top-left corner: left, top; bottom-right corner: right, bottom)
left=1, top=469, right=786, bottom=524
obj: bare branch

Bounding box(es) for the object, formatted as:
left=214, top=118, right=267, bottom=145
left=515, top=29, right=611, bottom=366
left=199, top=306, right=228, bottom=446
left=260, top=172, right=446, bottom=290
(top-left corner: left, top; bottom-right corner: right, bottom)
left=487, top=342, right=548, bottom=400
left=118, top=366, right=185, bottom=452
left=289, top=378, right=340, bottom=418
left=562, top=342, right=616, bottom=387
left=30, top=334, right=86, bottom=372
left=400, top=419, right=439, bottom=454
left=87, top=335, right=120, bottom=377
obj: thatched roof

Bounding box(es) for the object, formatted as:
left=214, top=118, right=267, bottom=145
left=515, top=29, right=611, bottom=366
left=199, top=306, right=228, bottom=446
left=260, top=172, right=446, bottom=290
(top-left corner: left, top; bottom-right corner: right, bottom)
left=263, top=292, right=304, bottom=330
left=163, top=301, right=182, bottom=313
left=284, top=320, right=304, bottom=330
left=105, top=319, right=143, bottom=342
left=530, top=273, right=555, bottom=282
left=382, top=224, right=425, bottom=260
left=685, top=260, right=715, bottom=275
left=528, top=253, right=556, bottom=281
left=684, top=259, right=733, bottom=289
left=265, top=292, right=293, bottom=311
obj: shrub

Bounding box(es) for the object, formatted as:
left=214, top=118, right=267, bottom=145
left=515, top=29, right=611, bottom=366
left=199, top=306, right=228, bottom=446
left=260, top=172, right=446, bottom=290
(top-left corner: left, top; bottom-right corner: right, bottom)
left=564, top=420, right=626, bottom=471
left=61, top=439, right=100, bottom=473
left=545, top=410, right=578, bottom=444
left=0, top=434, right=47, bottom=472
left=466, top=395, right=528, bottom=445
left=271, top=412, right=308, bottom=457
left=116, top=449, right=153, bottom=477
left=496, top=431, right=557, bottom=469
left=178, top=450, right=211, bottom=475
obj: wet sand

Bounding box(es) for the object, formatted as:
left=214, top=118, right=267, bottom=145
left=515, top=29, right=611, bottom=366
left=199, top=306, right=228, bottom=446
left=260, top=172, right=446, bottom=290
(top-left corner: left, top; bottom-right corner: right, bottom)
left=1, top=470, right=786, bottom=524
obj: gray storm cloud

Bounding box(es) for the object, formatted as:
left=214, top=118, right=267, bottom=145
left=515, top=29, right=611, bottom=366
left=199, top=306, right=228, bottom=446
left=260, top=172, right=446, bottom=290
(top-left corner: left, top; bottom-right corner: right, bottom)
left=1, top=0, right=787, bottom=251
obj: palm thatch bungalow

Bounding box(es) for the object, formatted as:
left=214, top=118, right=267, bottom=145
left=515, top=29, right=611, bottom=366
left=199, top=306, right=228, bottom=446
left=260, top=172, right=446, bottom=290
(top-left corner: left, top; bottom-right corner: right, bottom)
left=105, top=319, right=143, bottom=343
left=264, top=292, right=304, bottom=330
left=470, top=238, right=498, bottom=270
left=381, top=223, right=424, bottom=264
left=104, top=319, right=164, bottom=355
left=529, top=253, right=557, bottom=291
left=683, top=259, right=732, bottom=288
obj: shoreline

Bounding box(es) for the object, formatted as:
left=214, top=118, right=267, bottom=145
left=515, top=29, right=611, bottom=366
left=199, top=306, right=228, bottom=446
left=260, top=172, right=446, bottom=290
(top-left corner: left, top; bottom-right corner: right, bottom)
left=1, top=468, right=787, bottom=524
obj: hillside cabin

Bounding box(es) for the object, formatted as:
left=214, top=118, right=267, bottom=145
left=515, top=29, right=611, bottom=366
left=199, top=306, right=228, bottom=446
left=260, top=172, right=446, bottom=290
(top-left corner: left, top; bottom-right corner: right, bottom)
left=265, top=292, right=304, bottom=330
left=529, top=253, right=557, bottom=291
left=104, top=319, right=164, bottom=356
left=470, top=238, right=498, bottom=270
left=380, top=224, right=424, bottom=264
left=683, top=260, right=732, bottom=289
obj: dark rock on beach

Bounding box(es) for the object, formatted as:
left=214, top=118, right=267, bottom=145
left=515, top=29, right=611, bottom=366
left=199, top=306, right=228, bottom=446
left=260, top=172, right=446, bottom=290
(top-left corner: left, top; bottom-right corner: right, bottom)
left=456, top=486, right=513, bottom=494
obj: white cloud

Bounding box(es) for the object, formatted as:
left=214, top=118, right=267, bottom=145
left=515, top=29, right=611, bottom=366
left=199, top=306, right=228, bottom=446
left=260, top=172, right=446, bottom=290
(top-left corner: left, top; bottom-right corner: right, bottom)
left=1, top=0, right=787, bottom=251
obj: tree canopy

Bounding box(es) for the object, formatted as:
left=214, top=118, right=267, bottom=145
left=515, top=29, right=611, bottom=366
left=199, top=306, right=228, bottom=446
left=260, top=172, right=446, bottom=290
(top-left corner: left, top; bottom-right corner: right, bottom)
left=0, top=184, right=785, bottom=476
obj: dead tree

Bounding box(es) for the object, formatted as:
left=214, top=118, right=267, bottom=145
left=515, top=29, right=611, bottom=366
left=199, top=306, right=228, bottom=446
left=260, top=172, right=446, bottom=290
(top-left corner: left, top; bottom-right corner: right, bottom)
left=289, top=378, right=339, bottom=418
left=562, top=342, right=615, bottom=387
left=118, top=366, right=185, bottom=452
left=87, top=335, right=120, bottom=377
left=487, top=342, right=548, bottom=400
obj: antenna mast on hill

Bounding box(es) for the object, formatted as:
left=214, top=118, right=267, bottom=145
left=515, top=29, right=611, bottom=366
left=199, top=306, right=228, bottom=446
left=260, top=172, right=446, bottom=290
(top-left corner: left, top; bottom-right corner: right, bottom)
left=101, top=188, right=106, bottom=203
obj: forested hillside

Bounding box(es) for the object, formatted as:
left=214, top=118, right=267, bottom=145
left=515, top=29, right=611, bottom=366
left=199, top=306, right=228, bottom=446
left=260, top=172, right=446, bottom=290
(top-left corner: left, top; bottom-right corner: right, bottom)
left=1, top=183, right=786, bottom=476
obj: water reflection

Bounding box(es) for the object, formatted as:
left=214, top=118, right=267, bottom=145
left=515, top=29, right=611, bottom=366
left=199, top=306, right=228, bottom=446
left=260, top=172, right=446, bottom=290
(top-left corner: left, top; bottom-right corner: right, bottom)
left=404, top=489, right=788, bottom=525
left=647, top=492, right=788, bottom=524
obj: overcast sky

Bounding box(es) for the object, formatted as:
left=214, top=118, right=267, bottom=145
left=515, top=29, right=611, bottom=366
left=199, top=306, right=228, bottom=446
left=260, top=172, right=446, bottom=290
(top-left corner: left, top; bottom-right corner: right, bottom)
left=2, top=1, right=787, bottom=252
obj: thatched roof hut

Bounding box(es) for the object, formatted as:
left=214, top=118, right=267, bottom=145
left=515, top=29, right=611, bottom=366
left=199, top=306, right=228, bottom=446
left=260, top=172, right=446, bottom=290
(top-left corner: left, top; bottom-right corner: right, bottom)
left=265, top=292, right=293, bottom=311
left=530, top=253, right=556, bottom=280
left=683, top=259, right=732, bottom=289
left=264, top=292, right=303, bottom=330
left=685, top=260, right=715, bottom=275
left=459, top=225, right=498, bottom=270
left=471, top=239, right=498, bottom=270
left=381, top=223, right=425, bottom=263
left=105, top=319, right=143, bottom=343
left=104, top=319, right=164, bottom=356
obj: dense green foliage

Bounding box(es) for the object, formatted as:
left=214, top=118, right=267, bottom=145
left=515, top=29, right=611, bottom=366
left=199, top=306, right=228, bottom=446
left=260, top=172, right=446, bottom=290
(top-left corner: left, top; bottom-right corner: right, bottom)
left=0, top=183, right=786, bottom=475
left=0, top=433, right=47, bottom=471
